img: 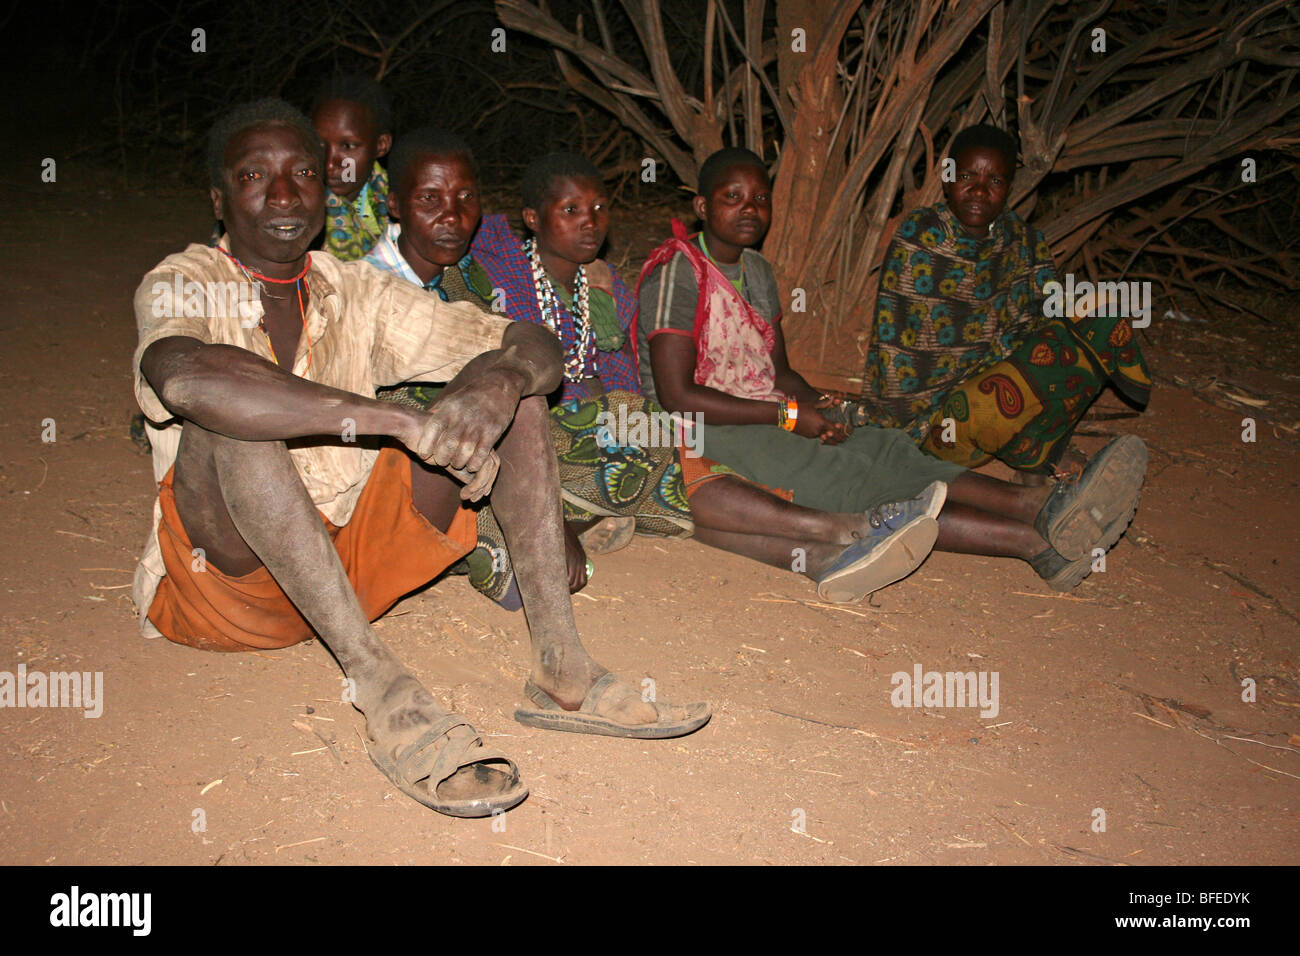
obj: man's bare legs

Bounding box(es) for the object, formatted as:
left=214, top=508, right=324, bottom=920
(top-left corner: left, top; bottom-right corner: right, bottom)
left=174, top=393, right=667, bottom=771
left=411, top=395, right=665, bottom=724
left=172, top=423, right=461, bottom=788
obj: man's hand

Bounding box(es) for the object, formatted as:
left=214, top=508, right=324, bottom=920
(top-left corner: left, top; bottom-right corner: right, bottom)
left=402, top=367, right=526, bottom=500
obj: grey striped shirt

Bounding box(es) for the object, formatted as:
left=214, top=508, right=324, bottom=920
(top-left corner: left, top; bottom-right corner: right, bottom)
left=636, top=247, right=781, bottom=404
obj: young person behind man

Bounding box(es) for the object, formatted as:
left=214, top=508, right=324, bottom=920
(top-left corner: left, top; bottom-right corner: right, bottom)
left=310, top=74, right=394, bottom=261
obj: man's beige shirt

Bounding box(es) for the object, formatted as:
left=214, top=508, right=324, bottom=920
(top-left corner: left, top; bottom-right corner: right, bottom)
left=130, top=240, right=511, bottom=635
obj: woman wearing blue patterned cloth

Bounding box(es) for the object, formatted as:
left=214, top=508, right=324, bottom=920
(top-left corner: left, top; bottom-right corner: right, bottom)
left=837, top=125, right=1150, bottom=477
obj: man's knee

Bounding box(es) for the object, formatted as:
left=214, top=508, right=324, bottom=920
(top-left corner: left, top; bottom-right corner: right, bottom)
left=174, top=424, right=304, bottom=533
left=194, top=430, right=306, bottom=503
left=179, top=421, right=290, bottom=471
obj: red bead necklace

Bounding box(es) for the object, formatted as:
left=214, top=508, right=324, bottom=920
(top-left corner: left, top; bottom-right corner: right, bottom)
left=219, top=248, right=313, bottom=371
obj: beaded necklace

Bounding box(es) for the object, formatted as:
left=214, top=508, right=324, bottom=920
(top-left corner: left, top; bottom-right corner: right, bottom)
left=525, top=237, right=593, bottom=382
left=219, top=248, right=313, bottom=371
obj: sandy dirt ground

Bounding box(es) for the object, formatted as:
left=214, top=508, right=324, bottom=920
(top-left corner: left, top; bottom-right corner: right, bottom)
left=1, top=150, right=1297, bottom=867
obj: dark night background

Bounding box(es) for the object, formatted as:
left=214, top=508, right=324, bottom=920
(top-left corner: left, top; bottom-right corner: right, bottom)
left=2, top=0, right=703, bottom=191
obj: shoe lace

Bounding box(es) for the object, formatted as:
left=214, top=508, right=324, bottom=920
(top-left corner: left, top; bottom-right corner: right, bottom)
left=867, top=500, right=904, bottom=528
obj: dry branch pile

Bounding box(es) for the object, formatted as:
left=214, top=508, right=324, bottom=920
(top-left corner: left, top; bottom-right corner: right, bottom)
left=496, top=0, right=1300, bottom=390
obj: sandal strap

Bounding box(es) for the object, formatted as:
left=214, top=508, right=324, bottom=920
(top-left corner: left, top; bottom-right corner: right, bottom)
left=580, top=672, right=623, bottom=713
left=526, top=673, right=657, bottom=719
left=428, top=736, right=481, bottom=793
left=393, top=714, right=479, bottom=787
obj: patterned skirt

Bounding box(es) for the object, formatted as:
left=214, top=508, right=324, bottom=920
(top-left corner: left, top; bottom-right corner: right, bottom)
left=857, top=307, right=1149, bottom=473
left=377, top=385, right=693, bottom=603
left=912, top=313, right=1147, bottom=472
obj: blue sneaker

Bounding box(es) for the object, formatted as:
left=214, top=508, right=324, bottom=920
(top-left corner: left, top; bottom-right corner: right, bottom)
left=815, top=481, right=947, bottom=603
left=910, top=479, right=948, bottom=521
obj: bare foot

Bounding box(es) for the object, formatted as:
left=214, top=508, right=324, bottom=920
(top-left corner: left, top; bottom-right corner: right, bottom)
left=361, top=671, right=456, bottom=748
left=577, top=516, right=636, bottom=555
left=529, top=645, right=690, bottom=726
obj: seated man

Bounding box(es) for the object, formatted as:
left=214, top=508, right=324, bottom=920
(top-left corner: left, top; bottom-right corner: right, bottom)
left=639, top=147, right=1149, bottom=593
left=131, top=99, right=710, bottom=820
left=845, top=124, right=1150, bottom=476
left=131, top=76, right=397, bottom=456
left=310, top=74, right=394, bottom=260
left=367, top=133, right=948, bottom=606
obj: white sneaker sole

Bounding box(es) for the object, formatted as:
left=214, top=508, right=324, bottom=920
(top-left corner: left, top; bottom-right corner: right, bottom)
left=816, top=515, right=939, bottom=604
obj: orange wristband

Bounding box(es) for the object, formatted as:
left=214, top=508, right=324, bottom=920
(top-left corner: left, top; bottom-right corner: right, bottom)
left=780, top=397, right=799, bottom=431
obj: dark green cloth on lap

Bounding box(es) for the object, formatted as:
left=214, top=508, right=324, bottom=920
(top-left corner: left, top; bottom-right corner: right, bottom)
left=699, top=423, right=965, bottom=513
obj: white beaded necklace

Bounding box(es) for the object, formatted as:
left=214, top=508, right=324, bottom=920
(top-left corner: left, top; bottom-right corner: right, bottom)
left=526, top=237, right=593, bottom=383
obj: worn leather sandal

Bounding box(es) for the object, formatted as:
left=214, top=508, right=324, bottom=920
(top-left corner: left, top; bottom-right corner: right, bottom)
left=366, top=713, right=528, bottom=818
left=514, top=673, right=711, bottom=739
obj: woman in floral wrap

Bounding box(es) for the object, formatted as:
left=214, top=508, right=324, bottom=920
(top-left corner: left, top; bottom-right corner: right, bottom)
left=849, top=125, right=1150, bottom=475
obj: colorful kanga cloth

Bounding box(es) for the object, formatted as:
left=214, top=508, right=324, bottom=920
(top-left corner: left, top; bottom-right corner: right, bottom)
left=471, top=214, right=642, bottom=401
left=465, top=388, right=694, bottom=604
left=861, top=203, right=1150, bottom=471
left=550, top=392, right=693, bottom=535
left=365, top=233, right=693, bottom=606
left=637, top=219, right=783, bottom=403
left=323, top=161, right=389, bottom=261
